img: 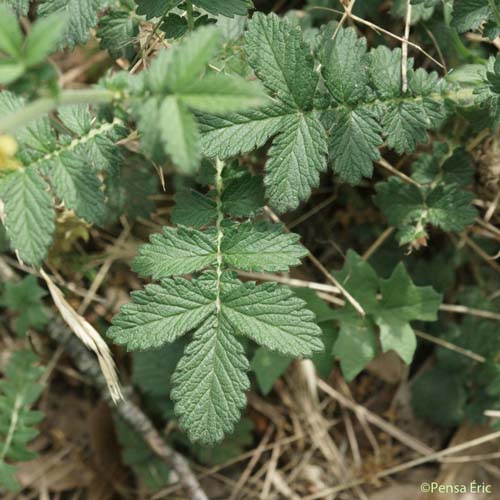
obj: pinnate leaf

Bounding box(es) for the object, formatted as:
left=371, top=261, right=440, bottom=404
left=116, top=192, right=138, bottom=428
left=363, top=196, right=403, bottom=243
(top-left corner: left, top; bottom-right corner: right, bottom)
left=0, top=169, right=55, bottom=267
left=171, top=317, right=250, bottom=444
left=108, top=277, right=216, bottom=350
left=221, top=221, right=307, bottom=272
left=329, top=107, right=382, bottom=184
left=221, top=281, right=323, bottom=357
left=132, top=226, right=217, bottom=279
left=265, top=113, right=328, bottom=212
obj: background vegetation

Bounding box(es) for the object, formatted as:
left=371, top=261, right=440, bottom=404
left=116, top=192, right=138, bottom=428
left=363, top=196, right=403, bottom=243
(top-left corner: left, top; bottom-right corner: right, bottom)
left=0, top=0, right=500, bottom=498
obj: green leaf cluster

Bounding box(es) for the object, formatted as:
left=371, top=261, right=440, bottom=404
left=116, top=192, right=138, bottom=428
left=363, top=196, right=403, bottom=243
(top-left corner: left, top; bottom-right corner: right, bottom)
left=199, top=13, right=448, bottom=212
left=126, top=26, right=264, bottom=174
left=0, top=96, right=128, bottom=267
left=108, top=160, right=323, bottom=444
left=374, top=145, right=477, bottom=247
left=0, top=350, right=45, bottom=492
left=330, top=251, right=441, bottom=380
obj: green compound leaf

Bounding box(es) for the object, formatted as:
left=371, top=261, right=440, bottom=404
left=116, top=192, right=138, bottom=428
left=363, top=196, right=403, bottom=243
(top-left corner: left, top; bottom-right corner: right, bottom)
left=221, top=281, right=324, bottom=357
left=132, top=226, right=217, bottom=279
left=109, top=165, right=321, bottom=444
left=0, top=350, right=45, bottom=492
left=199, top=15, right=446, bottom=210
left=171, top=317, right=249, bottom=444
left=108, top=277, right=216, bottom=350
left=0, top=169, right=55, bottom=267
left=0, top=96, right=125, bottom=266
left=221, top=221, right=307, bottom=272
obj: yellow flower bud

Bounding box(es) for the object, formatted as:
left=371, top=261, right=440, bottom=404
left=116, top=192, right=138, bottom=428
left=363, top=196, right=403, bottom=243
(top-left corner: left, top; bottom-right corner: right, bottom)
left=0, top=135, right=21, bottom=172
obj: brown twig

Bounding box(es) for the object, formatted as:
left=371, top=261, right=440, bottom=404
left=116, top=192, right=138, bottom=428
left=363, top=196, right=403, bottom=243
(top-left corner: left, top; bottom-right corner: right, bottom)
left=376, top=157, right=420, bottom=186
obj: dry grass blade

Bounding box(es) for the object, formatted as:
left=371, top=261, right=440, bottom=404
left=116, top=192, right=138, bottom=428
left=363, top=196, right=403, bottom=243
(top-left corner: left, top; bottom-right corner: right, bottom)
left=40, top=269, right=123, bottom=403
left=415, top=330, right=486, bottom=363
left=317, top=379, right=434, bottom=456
left=439, top=303, right=500, bottom=321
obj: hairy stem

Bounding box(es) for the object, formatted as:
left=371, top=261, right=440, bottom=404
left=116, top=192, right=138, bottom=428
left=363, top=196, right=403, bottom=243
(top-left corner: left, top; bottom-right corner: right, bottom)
left=25, top=118, right=124, bottom=169
left=186, top=0, right=194, bottom=31
left=214, top=158, right=225, bottom=313
left=0, top=88, right=120, bottom=134
left=0, top=394, right=22, bottom=462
